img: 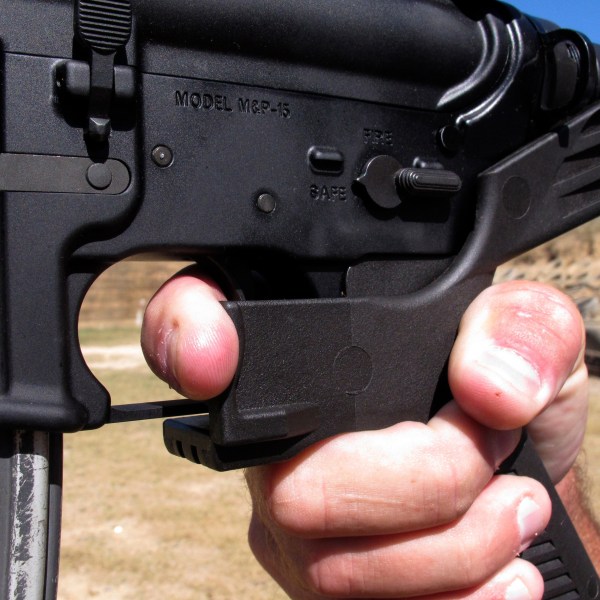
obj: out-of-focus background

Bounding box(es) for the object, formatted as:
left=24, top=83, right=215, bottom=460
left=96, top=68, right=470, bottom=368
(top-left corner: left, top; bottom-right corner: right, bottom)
left=511, top=0, right=600, bottom=41
left=57, top=2, right=600, bottom=597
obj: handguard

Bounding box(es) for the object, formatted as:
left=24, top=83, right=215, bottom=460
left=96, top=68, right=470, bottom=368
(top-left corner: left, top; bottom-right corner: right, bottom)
left=0, top=0, right=599, bottom=596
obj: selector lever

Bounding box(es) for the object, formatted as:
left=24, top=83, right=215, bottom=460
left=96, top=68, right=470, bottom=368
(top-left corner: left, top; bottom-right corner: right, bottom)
left=396, top=166, right=462, bottom=197
left=356, top=155, right=462, bottom=210
left=356, top=155, right=403, bottom=209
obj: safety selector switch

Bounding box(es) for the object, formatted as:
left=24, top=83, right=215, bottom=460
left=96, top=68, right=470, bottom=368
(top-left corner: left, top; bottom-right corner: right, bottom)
left=308, top=146, right=345, bottom=174
left=356, top=155, right=462, bottom=210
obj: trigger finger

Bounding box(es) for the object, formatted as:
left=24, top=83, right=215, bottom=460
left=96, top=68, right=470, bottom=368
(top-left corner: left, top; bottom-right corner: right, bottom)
left=141, top=268, right=239, bottom=399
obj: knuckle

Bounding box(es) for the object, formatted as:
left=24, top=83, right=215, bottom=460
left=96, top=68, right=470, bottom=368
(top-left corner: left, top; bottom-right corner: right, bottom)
left=455, top=546, right=493, bottom=589
left=492, top=282, right=583, bottom=358
left=267, top=474, right=329, bottom=535
left=247, top=514, right=286, bottom=580
left=304, top=552, right=366, bottom=597
left=426, top=455, right=475, bottom=523
left=246, top=514, right=268, bottom=562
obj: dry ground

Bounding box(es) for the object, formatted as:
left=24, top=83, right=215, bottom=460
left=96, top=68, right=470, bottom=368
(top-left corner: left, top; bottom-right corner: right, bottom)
left=59, top=359, right=286, bottom=600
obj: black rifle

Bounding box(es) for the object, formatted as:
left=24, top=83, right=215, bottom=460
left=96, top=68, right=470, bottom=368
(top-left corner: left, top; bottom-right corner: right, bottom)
left=0, top=0, right=599, bottom=598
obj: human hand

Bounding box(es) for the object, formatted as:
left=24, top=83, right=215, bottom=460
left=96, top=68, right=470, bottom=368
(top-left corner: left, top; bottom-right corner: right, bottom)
left=141, top=274, right=588, bottom=599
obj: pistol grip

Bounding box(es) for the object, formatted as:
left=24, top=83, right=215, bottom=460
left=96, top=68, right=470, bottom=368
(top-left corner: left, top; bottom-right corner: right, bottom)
left=501, top=436, right=599, bottom=598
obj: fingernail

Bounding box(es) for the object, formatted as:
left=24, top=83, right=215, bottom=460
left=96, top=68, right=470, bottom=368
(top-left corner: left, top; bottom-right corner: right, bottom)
left=517, top=497, right=545, bottom=553
left=163, top=328, right=180, bottom=389
left=478, top=346, right=542, bottom=403
left=491, top=429, right=521, bottom=469
left=505, top=577, right=532, bottom=600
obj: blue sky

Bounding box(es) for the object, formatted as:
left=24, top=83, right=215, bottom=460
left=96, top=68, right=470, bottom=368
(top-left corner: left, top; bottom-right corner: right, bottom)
left=510, top=1, right=600, bottom=41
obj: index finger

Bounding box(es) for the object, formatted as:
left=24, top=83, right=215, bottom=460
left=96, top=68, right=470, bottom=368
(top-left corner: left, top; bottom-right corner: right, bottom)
left=141, top=268, right=239, bottom=399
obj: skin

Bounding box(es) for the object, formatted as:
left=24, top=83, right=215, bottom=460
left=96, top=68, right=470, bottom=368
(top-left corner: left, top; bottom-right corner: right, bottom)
left=141, top=275, right=598, bottom=599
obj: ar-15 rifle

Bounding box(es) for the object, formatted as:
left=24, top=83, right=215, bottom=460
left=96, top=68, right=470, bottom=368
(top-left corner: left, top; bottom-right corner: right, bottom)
left=0, top=0, right=599, bottom=597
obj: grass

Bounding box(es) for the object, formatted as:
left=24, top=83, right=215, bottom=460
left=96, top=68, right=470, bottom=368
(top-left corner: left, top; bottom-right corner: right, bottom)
left=58, top=329, right=600, bottom=599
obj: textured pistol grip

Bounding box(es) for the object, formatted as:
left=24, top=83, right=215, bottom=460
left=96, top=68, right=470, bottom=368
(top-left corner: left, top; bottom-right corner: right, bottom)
left=500, top=436, right=599, bottom=599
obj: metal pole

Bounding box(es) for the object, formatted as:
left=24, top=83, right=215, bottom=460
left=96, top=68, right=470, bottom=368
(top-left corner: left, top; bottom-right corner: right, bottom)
left=0, top=431, right=62, bottom=600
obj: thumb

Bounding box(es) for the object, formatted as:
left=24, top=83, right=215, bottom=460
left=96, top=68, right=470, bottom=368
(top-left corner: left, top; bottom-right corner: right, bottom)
left=141, top=269, right=239, bottom=400
left=448, top=280, right=587, bottom=481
